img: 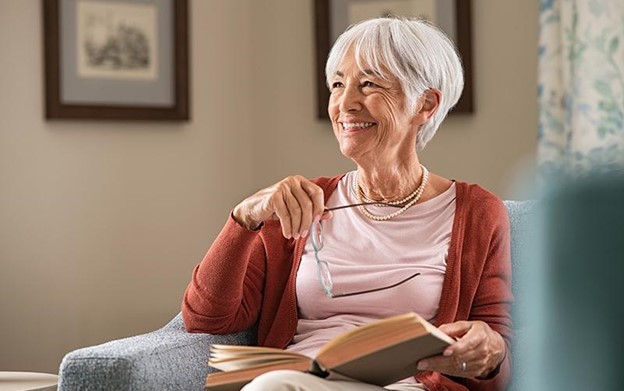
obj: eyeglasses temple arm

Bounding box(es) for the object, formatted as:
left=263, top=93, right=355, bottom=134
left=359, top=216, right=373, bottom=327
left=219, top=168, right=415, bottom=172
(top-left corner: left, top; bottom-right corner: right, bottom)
left=325, top=202, right=404, bottom=212
left=330, top=272, right=421, bottom=299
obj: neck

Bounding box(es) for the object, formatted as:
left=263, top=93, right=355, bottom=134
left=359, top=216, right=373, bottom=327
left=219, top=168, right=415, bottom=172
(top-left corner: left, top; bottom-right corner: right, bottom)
left=356, top=158, right=424, bottom=202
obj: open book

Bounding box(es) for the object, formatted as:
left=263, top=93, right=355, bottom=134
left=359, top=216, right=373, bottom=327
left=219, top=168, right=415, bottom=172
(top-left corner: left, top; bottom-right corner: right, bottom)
left=205, top=312, right=454, bottom=391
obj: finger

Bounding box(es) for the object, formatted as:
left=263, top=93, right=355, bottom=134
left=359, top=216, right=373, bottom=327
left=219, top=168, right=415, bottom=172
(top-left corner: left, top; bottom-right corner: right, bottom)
left=272, top=195, right=294, bottom=239
left=456, top=339, right=487, bottom=362
left=300, top=180, right=325, bottom=222
left=438, top=321, right=475, bottom=356
left=283, top=191, right=304, bottom=238
left=439, top=321, right=473, bottom=338
left=417, top=355, right=466, bottom=377
left=417, top=352, right=483, bottom=378
left=321, top=210, right=333, bottom=220
left=291, top=182, right=315, bottom=238
left=444, top=323, right=488, bottom=357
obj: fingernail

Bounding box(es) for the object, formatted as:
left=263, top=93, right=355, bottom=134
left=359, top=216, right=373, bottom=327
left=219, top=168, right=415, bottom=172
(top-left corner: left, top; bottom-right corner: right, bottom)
left=313, top=215, right=321, bottom=224
left=294, top=233, right=300, bottom=240
left=443, top=348, right=453, bottom=357
left=302, top=229, right=308, bottom=237
left=417, top=361, right=428, bottom=370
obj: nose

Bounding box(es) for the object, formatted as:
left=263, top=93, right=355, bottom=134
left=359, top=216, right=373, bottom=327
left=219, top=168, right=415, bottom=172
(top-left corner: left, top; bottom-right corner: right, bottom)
left=338, top=85, right=362, bottom=113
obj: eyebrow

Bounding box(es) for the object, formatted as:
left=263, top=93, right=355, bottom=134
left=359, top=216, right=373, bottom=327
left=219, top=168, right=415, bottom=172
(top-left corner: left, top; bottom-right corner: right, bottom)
left=334, top=69, right=382, bottom=78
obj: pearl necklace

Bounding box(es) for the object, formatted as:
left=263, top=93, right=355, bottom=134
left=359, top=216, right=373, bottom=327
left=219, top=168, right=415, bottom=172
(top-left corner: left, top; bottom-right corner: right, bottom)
left=355, top=165, right=429, bottom=221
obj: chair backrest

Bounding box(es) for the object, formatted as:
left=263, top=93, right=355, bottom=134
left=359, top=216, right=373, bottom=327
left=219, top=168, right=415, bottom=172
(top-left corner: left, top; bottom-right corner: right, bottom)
left=503, top=200, right=534, bottom=305
left=503, top=200, right=535, bottom=391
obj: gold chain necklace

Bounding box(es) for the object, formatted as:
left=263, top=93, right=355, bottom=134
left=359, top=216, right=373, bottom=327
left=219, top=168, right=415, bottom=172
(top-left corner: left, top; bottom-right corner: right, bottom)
left=355, top=165, right=429, bottom=221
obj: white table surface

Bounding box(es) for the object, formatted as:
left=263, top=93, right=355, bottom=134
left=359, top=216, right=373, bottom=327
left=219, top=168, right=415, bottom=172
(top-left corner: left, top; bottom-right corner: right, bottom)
left=0, top=372, right=58, bottom=391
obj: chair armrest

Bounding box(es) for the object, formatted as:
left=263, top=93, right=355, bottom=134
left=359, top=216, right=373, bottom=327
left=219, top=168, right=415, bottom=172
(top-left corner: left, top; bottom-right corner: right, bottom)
left=59, top=313, right=256, bottom=391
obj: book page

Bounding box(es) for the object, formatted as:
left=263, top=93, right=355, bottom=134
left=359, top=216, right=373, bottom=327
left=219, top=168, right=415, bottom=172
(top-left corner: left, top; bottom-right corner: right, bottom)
left=209, top=344, right=310, bottom=372
left=316, top=313, right=429, bottom=357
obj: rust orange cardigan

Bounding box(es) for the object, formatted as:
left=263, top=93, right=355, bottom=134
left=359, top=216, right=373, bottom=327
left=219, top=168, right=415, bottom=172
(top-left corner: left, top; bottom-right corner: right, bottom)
left=182, top=175, right=513, bottom=391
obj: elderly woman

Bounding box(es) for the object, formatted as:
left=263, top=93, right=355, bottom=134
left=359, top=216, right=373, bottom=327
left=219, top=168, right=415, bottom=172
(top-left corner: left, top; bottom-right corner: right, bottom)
left=183, top=17, right=512, bottom=391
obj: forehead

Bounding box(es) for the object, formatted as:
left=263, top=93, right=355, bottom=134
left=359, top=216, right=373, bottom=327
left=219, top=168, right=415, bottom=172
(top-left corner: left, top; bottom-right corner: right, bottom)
left=334, top=52, right=393, bottom=80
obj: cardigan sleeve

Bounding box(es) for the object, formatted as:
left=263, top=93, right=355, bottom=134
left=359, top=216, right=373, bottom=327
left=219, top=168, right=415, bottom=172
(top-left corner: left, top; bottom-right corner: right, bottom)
left=181, top=214, right=267, bottom=335
left=181, top=176, right=341, bottom=340
left=465, top=197, right=513, bottom=391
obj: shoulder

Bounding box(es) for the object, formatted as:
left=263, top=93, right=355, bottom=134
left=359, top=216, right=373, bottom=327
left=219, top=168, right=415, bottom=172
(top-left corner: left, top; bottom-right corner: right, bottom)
left=456, top=181, right=505, bottom=210
left=455, top=181, right=509, bottom=226
left=310, top=174, right=346, bottom=199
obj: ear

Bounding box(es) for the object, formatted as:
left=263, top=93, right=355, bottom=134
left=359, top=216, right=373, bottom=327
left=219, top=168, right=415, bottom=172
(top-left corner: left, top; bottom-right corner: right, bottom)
left=412, top=89, right=441, bottom=126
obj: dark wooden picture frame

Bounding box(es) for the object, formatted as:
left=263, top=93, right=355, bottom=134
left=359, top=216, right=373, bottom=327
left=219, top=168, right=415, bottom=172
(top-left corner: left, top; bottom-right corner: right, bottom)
left=43, top=0, right=189, bottom=120
left=314, top=0, right=473, bottom=119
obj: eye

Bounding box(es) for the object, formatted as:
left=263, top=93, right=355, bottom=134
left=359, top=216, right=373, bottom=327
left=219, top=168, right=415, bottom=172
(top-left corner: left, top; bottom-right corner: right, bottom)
left=362, top=81, right=377, bottom=88
left=330, top=81, right=344, bottom=90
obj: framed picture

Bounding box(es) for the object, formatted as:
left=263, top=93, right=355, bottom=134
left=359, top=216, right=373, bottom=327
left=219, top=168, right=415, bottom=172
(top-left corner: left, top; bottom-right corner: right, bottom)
left=43, top=0, right=189, bottom=120
left=314, top=0, right=473, bottom=119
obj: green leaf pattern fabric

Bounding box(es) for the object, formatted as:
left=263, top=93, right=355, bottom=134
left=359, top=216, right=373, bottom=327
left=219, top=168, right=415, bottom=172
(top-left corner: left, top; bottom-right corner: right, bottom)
left=538, top=0, right=624, bottom=175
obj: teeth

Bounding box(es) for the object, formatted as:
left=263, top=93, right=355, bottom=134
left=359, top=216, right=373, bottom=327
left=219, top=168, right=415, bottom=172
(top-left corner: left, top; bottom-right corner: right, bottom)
left=342, top=122, right=374, bottom=130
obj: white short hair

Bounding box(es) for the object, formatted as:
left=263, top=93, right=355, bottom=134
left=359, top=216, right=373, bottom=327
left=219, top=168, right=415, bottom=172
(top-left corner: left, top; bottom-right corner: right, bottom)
left=325, top=17, right=464, bottom=150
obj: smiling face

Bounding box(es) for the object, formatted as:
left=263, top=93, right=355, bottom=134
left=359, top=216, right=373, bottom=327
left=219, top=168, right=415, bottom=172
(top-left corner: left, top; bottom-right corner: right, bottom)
left=328, top=51, right=423, bottom=165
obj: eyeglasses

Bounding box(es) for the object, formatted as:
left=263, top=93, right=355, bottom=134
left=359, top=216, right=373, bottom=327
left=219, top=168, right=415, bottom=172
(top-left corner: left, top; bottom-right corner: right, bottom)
left=310, top=202, right=421, bottom=298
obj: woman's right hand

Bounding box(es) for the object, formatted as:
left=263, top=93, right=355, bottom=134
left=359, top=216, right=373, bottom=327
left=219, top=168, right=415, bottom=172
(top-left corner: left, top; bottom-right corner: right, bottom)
left=232, top=175, right=326, bottom=239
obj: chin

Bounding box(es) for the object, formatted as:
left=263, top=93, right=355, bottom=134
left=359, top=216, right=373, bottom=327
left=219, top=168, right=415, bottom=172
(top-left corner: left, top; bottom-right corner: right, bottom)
left=338, top=141, right=365, bottom=161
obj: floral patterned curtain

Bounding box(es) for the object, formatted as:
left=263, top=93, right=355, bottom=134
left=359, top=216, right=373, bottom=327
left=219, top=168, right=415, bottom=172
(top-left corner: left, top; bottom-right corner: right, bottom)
left=538, top=0, right=624, bottom=176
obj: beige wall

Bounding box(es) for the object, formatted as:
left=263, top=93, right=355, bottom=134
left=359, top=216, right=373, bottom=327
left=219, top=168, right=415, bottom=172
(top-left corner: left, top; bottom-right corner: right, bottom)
left=0, top=0, right=538, bottom=373
left=0, top=0, right=255, bottom=372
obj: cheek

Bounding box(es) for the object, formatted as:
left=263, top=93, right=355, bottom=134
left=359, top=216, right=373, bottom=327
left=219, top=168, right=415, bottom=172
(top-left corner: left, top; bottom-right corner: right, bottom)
left=376, top=96, right=402, bottom=121
left=327, top=92, right=341, bottom=114
left=379, top=99, right=413, bottom=136
left=328, top=95, right=344, bottom=133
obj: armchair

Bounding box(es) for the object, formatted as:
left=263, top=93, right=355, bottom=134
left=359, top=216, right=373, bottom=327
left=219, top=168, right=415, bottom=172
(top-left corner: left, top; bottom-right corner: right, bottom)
left=58, top=200, right=533, bottom=391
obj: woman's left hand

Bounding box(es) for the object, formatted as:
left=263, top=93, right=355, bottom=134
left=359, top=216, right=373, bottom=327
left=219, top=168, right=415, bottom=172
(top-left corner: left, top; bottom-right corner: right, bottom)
left=416, top=320, right=506, bottom=378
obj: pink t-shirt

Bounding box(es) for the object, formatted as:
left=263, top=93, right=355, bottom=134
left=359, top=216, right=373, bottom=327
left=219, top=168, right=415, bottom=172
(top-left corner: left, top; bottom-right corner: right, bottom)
left=288, top=171, right=456, bottom=363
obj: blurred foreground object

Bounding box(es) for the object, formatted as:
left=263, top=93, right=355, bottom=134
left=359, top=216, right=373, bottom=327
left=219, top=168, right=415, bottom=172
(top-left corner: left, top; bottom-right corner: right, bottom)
left=521, top=172, right=624, bottom=390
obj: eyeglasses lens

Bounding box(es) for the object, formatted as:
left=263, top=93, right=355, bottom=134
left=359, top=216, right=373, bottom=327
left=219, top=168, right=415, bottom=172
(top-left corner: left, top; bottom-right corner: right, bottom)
left=311, top=221, right=324, bottom=250
left=317, top=260, right=333, bottom=295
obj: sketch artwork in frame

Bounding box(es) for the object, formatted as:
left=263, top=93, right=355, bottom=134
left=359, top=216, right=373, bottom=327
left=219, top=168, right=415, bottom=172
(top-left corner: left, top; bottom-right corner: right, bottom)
left=43, top=0, right=189, bottom=120
left=315, top=0, right=473, bottom=119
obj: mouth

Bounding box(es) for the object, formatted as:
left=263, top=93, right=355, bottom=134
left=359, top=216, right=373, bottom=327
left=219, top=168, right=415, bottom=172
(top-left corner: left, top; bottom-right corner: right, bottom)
left=340, top=122, right=376, bottom=134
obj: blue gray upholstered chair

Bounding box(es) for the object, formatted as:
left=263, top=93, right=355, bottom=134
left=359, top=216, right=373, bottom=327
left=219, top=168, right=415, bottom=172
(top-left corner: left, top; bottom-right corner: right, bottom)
left=58, top=201, right=533, bottom=391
